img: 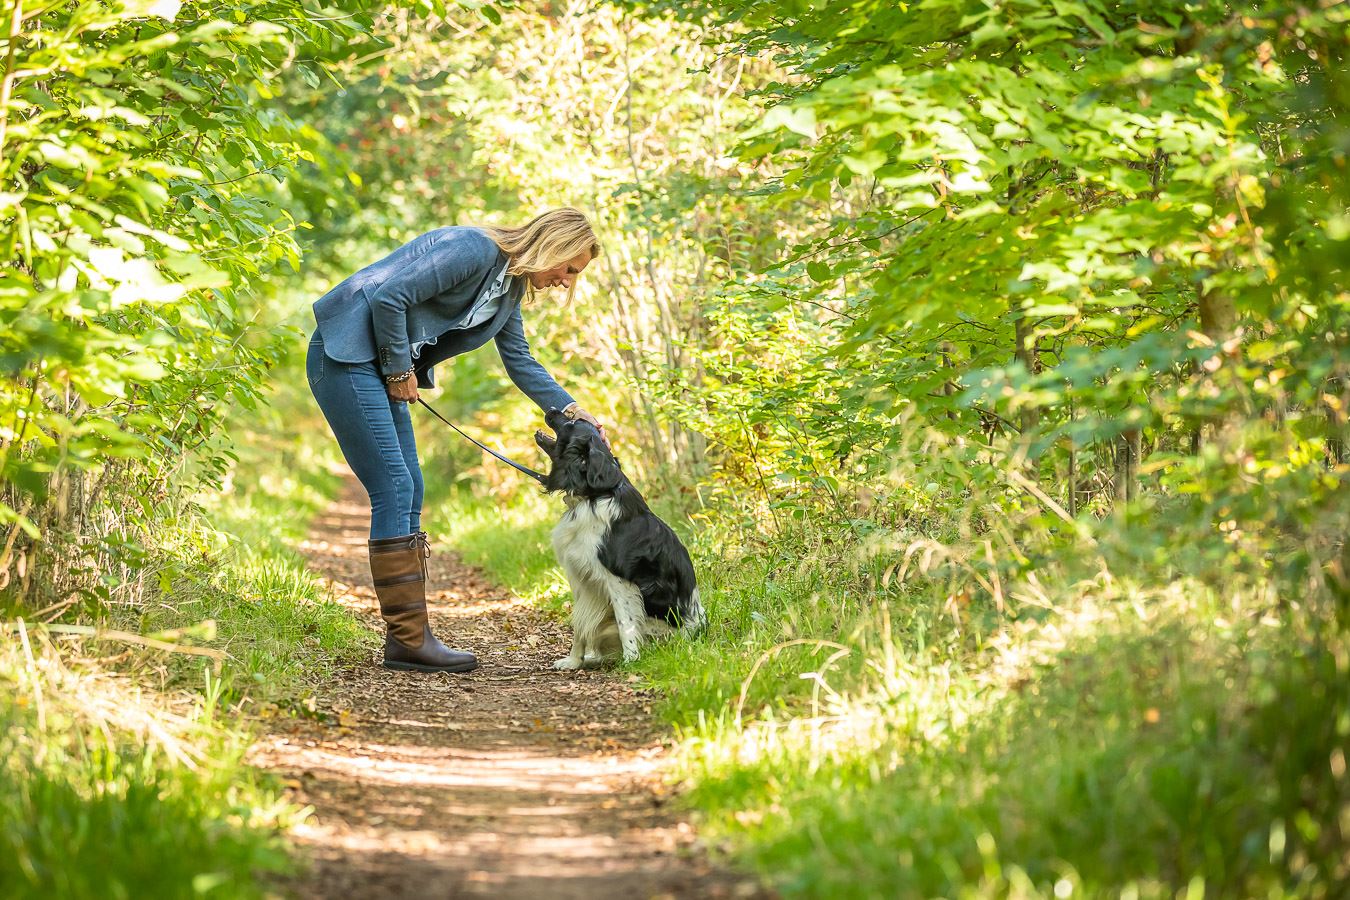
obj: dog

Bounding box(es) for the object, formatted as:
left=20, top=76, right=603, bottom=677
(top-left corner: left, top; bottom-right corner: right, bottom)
left=534, top=408, right=704, bottom=669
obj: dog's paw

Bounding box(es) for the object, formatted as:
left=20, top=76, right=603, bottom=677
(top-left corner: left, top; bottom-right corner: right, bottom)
left=621, top=648, right=639, bottom=663
left=552, top=656, right=583, bottom=671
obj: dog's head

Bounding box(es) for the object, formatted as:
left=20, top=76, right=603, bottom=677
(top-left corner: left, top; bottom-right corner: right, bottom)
left=535, top=408, right=623, bottom=498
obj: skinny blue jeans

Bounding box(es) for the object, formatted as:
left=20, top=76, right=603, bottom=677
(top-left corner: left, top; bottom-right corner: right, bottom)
left=307, top=330, right=423, bottom=539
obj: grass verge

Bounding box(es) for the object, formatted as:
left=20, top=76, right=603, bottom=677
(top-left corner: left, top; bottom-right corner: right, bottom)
left=425, top=477, right=1350, bottom=899
left=0, top=630, right=300, bottom=898
left=1, top=359, right=373, bottom=898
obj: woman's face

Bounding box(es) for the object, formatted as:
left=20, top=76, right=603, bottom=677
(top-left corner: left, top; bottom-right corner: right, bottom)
left=528, top=250, right=592, bottom=291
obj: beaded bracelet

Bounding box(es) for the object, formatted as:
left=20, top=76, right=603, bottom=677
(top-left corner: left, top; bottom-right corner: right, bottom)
left=384, top=367, right=415, bottom=384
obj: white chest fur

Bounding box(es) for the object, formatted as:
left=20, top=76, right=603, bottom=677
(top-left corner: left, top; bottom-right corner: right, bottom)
left=551, top=497, right=620, bottom=585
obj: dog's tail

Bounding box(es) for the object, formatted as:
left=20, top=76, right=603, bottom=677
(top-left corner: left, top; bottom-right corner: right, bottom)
left=681, top=587, right=708, bottom=633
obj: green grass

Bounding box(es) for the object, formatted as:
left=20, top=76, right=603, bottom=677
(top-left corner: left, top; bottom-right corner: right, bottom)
left=424, top=478, right=1350, bottom=898
left=425, top=482, right=568, bottom=612
left=0, top=358, right=374, bottom=897
left=0, top=633, right=300, bottom=899
left=670, top=585, right=1349, bottom=898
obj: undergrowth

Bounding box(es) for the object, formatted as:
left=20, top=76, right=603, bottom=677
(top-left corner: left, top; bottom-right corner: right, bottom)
left=0, top=633, right=298, bottom=899
left=427, top=462, right=1350, bottom=899
left=0, top=351, right=370, bottom=898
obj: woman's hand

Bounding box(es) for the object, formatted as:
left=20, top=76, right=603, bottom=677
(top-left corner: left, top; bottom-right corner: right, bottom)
left=386, top=379, right=419, bottom=403
left=566, top=405, right=610, bottom=447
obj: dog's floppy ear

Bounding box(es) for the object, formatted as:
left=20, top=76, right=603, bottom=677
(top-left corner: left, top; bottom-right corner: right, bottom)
left=585, top=437, right=621, bottom=492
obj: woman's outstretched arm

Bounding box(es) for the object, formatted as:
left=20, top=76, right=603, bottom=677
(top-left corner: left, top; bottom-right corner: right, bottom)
left=494, top=304, right=575, bottom=413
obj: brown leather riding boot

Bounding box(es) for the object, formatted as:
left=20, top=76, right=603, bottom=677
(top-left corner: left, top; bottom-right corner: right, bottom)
left=368, top=532, right=478, bottom=673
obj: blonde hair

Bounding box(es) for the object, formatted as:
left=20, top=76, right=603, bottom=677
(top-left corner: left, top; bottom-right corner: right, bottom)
left=480, top=207, right=600, bottom=302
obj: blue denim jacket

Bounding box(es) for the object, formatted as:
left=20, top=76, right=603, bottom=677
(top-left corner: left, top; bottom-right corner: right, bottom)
left=312, top=226, right=575, bottom=412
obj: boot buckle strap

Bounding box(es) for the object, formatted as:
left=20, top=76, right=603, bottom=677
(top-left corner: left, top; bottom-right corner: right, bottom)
left=380, top=599, right=427, bottom=616
left=373, top=571, right=424, bottom=588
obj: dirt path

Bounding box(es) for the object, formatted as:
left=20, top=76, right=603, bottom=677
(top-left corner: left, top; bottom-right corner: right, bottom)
left=249, top=477, right=763, bottom=899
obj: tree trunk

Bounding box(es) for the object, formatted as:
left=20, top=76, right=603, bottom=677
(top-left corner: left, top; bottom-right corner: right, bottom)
left=1197, top=285, right=1238, bottom=452
left=1114, top=428, right=1141, bottom=504
left=1067, top=436, right=1078, bottom=517
left=1126, top=427, right=1140, bottom=501
left=1324, top=371, right=1348, bottom=467
left=940, top=341, right=957, bottom=422
left=1014, top=312, right=1040, bottom=434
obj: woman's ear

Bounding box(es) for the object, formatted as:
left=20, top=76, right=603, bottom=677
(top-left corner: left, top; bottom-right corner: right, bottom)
left=585, top=438, right=621, bottom=492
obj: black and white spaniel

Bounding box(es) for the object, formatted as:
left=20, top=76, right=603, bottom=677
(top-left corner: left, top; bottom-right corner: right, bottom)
left=534, top=408, right=704, bottom=669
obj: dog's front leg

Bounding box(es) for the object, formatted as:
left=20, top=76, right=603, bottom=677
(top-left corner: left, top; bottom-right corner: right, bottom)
left=552, top=630, right=586, bottom=671
left=610, top=581, right=646, bottom=663
left=552, top=579, right=588, bottom=671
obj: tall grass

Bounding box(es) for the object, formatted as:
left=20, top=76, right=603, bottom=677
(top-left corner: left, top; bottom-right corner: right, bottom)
left=664, top=569, right=1349, bottom=898
left=0, top=628, right=299, bottom=898
left=0, top=346, right=374, bottom=897
left=425, top=438, right=1350, bottom=898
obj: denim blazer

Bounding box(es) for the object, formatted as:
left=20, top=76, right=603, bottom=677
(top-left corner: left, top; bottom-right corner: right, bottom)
left=312, top=226, right=575, bottom=412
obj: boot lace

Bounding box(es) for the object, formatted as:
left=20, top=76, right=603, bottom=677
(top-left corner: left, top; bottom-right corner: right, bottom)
left=416, top=530, right=431, bottom=578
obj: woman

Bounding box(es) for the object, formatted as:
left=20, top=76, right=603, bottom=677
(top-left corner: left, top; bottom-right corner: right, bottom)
left=307, top=207, right=606, bottom=674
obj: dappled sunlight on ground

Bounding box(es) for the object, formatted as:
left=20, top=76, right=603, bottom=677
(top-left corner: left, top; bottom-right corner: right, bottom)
left=251, top=476, right=765, bottom=899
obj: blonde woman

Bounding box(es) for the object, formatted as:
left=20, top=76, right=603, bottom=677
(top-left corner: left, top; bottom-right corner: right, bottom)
left=307, top=207, right=605, bottom=673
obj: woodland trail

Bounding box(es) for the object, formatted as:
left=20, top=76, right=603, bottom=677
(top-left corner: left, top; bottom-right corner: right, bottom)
left=248, top=475, right=764, bottom=899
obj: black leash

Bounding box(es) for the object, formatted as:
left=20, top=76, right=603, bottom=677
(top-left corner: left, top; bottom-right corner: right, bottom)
left=416, top=398, right=548, bottom=485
